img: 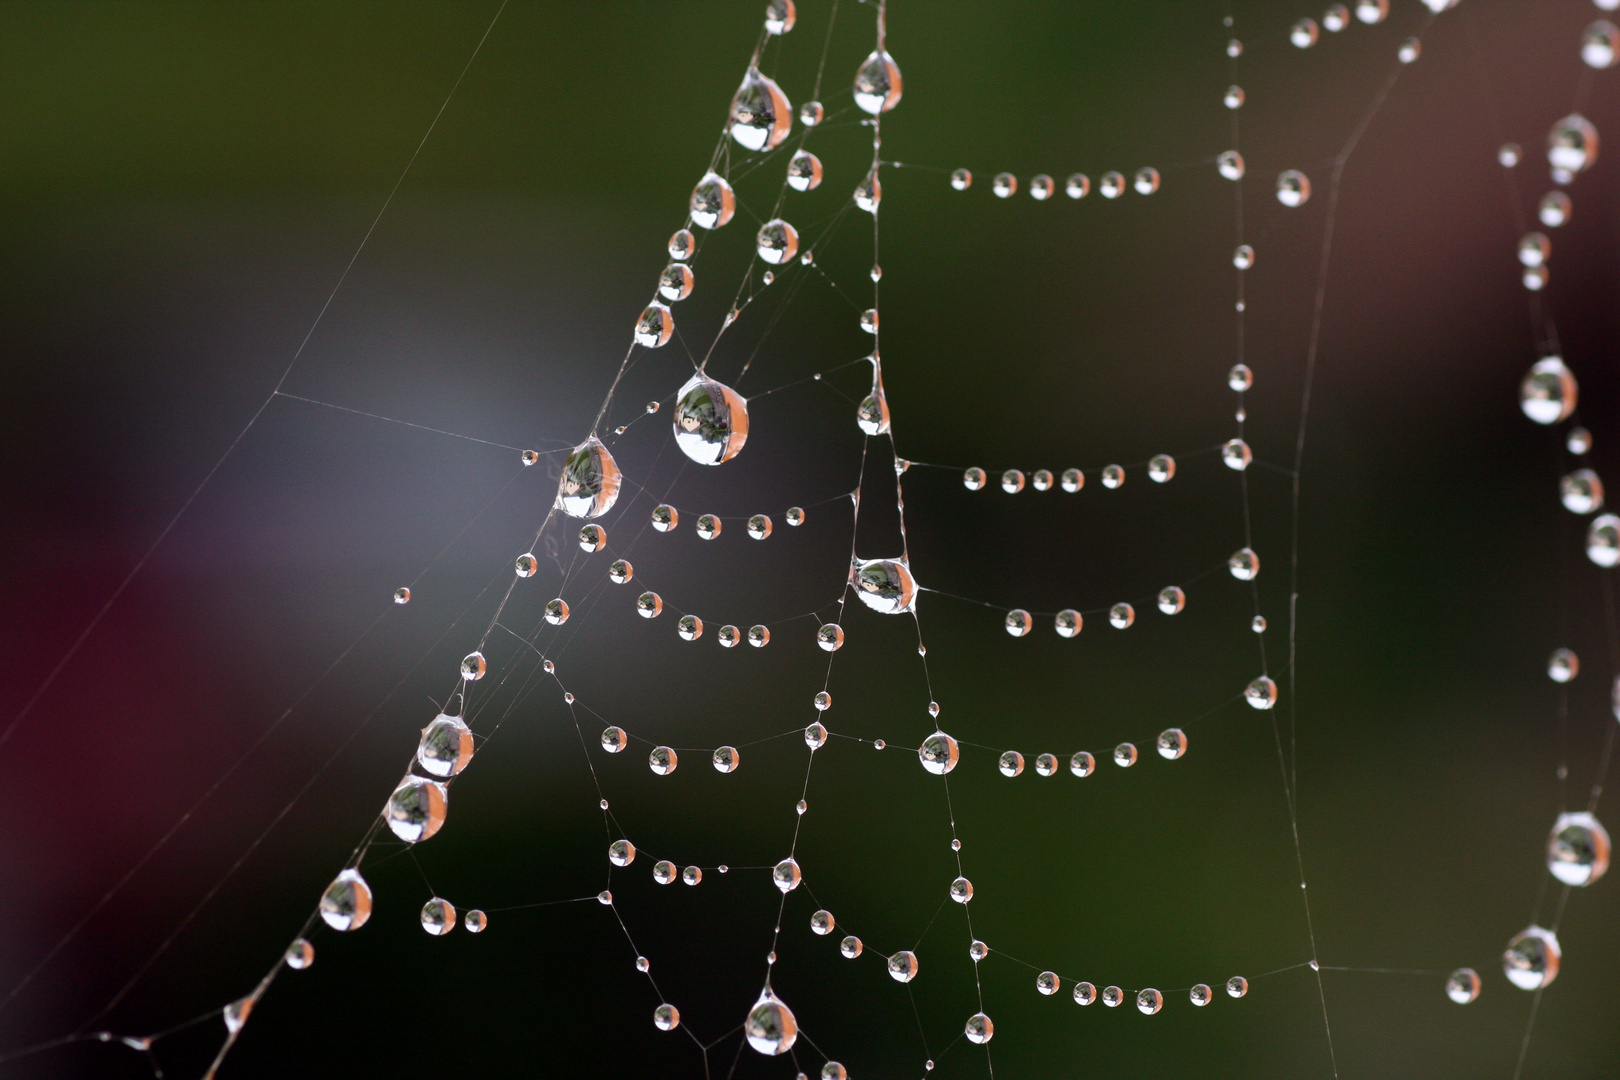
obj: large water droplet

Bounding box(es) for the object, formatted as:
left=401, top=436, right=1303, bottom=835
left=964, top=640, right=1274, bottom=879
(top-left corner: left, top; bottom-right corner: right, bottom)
left=851, top=558, right=917, bottom=613
left=636, top=592, right=664, bottom=619
left=601, top=726, right=627, bottom=753
left=557, top=437, right=622, bottom=518
left=992, top=173, right=1018, bottom=198
left=765, top=0, right=795, bottom=34
left=1218, top=150, right=1246, bottom=181
left=1356, top=0, right=1388, bottom=23
left=1099, top=171, right=1125, bottom=198
left=1149, top=455, right=1176, bottom=482
left=1324, top=4, right=1350, bottom=31
left=659, top=262, right=694, bottom=302
left=1584, top=20, right=1619, bottom=68
left=840, top=935, right=863, bottom=958
left=1029, top=174, right=1055, bottom=200
left=1229, top=547, right=1260, bottom=580
left=649, top=746, right=678, bottom=775
left=1226, top=975, right=1249, bottom=997
left=420, top=897, right=457, bottom=935
left=773, top=858, right=802, bottom=893
left=545, top=598, right=570, bottom=625
left=1055, top=609, right=1083, bottom=637
left=1074, top=981, right=1097, bottom=1005
left=854, top=50, right=903, bottom=114
left=1562, top=469, right=1605, bottom=514
left=1503, top=926, right=1561, bottom=990
left=677, top=614, right=704, bottom=640
left=730, top=68, right=792, bottom=152
left=319, top=869, right=373, bottom=931
left=787, top=150, right=823, bottom=192
left=757, top=219, right=800, bottom=264
left=1113, top=742, right=1138, bottom=767
left=461, top=651, right=486, bottom=681
left=1190, top=983, right=1212, bottom=1006
left=386, top=775, right=448, bottom=843
left=1547, top=811, right=1611, bottom=885
left=999, top=751, right=1025, bottom=777
left=1521, top=357, right=1577, bottom=424
left=1134, top=167, right=1161, bottom=195
left=418, top=714, right=473, bottom=778
left=1061, top=467, right=1084, bottom=492
left=1005, top=609, right=1033, bottom=636
left=674, top=375, right=749, bottom=466
left=1070, top=751, right=1095, bottom=776
left=952, top=168, right=973, bottom=190
left=1277, top=170, right=1312, bottom=207
left=887, top=951, right=919, bottom=982
left=917, top=731, right=960, bottom=775
left=1037, top=971, right=1060, bottom=995
left=1137, top=988, right=1164, bottom=1014
left=806, top=722, right=828, bottom=749
left=1540, top=190, right=1572, bottom=228
left=855, top=168, right=882, bottom=214
left=635, top=303, right=673, bottom=348
left=1291, top=18, right=1320, bottom=47
left=1246, top=676, right=1278, bottom=710
left=1158, top=728, right=1188, bottom=759
left=745, top=990, right=799, bottom=1055
left=224, top=995, right=254, bottom=1034
left=857, top=378, right=891, bottom=435
left=1548, top=648, right=1579, bottom=683
left=1548, top=114, right=1599, bottom=174
left=1446, top=968, right=1480, bottom=1004
left=1224, top=85, right=1245, bottom=109
left=691, top=172, right=736, bottom=230
left=1109, top=603, right=1135, bottom=629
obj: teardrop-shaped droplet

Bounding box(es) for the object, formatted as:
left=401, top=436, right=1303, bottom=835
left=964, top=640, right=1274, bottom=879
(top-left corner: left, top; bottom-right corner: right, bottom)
left=673, top=375, right=749, bottom=465
left=1546, top=811, right=1610, bottom=886
left=787, top=150, right=823, bottom=192
left=659, top=262, right=694, bottom=302
left=729, top=67, right=793, bottom=152
left=764, top=0, right=796, bottom=35
left=690, top=172, right=736, bottom=230
left=856, top=381, right=891, bottom=435
left=855, top=169, right=882, bottom=214
left=745, top=990, right=799, bottom=1055
left=386, top=775, right=448, bottom=843
left=1520, top=357, right=1577, bottom=425
left=853, top=50, right=903, bottom=114
left=1548, top=114, right=1599, bottom=174
left=319, top=868, right=373, bottom=931
left=634, top=303, right=673, bottom=348
left=557, top=437, right=622, bottom=518
left=417, top=713, right=473, bottom=778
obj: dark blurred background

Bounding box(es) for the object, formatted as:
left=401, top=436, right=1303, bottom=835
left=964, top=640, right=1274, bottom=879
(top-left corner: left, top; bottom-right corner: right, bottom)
left=0, top=1, right=1616, bottom=1077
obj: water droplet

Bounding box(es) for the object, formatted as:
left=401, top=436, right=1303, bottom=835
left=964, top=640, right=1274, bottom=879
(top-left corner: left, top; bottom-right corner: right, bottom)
left=418, top=714, right=473, bottom=778
left=772, top=858, right=803, bottom=894
left=1048, top=609, right=1082, bottom=638
left=1495, top=143, right=1522, bottom=171
left=712, top=745, right=740, bottom=774
left=1246, top=676, right=1278, bottom=710
left=386, top=776, right=448, bottom=843
left=857, top=377, right=891, bottom=435
left=651, top=860, right=677, bottom=885
left=1065, top=172, right=1091, bottom=198
left=636, top=592, right=664, bottom=619
left=1036, top=971, right=1060, bottom=995
left=1584, top=20, right=1619, bottom=68
left=1218, top=439, right=1254, bottom=471
left=1157, top=587, right=1186, bottom=615
left=1005, top=609, right=1033, bottom=637
left=635, top=956, right=649, bottom=972
left=757, top=218, right=800, bottom=265
left=1099, top=171, right=1126, bottom=198
left=786, top=151, right=824, bottom=194
left=1562, top=470, right=1605, bottom=514
left=1549, top=114, right=1600, bottom=175
left=1356, top=0, right=1388, bottom=23
left=682, top=865, right=703, bottom=886
left=461, top=651, right=486, bottom=681
left=1113, top=742, right=1138, bottom=767
left=729, top=68, right=792, bottom=151
left=1109, top=603, right=1135, bottom=629
left=652, top=1002, right=682, bottom=1032
left=1137, top=988, right=1164, bottom=1014
left=851, top=558, right=917, bottom=614
left=695, top=515, right=722, bottom=541
left=999, top=751, right=1025, bottom=777
left=805, top=723, right=828, bottom=749
left=394, top=586, right=411, bottom=604
left=887, top=951, right=919, bottom=982
left=1504, top=926, right=1561, bottom=989
left=1540, top=190, right=1572, bottom=228
left=284, top=939, right=314, bottom=970
left=1074, top=981, right=1097, bottom=1005
left=1029, top=174, right=1055, bottom=200
left=1277, top=170, right=1312, bottom=207
left=741, top=516, right=773, bottom=544
left=811, top=909, right=836, bottom=936
left=420, top=897, right=457, bottom=935
left=224, top=995, right=254, bottom=1034
left=545, top=598, right=570, bottom=625
left=1061, top=467, right=1084, bottom=492
left=1548, top=811, right=1611, bottom=885
left=1549, top=648, right=1579, bottom=683
left=1291, top=18, right=1320, bottom=47
left=1525, top=267, right=1547, bottom=292
left=1224, top=85, right=1245, bottom=109
left=854, top=49, right=903, bottom=114
left=649, top=746, right=678, bottom=774
left=1228, top=365, right=1254, bottom=395
left=678, top=615, right=704, bottom=641
left=786, top=506, right=807, bottom=527
left=840, top=935, right=863, bottom=958
left=1227, top=38, right=1243, bottom=57
left=601, top=727, right=627, bottom=753
left=1070, top=751, right=1096, bottom=777
left=1567, top=427, right=1593, bottom=456
left=748, top=624, right=771, bottom=647
left=1445, top=968, right=1480, bottom=1004
left=690, top=173, right=739, bottom=232
left=1218, top=150, right=1246, bottom=181
left=658, top=263, right=694, bottom=305
left=558, top=437, right=623, bottom=518
left=597, top=890, right=612, bottom=905
left=1100, top=464, right=1124, bottom=488
left=1101, top=986, right=1124, bottom=1007
left=992, top=172, right=1018, bottom=198
left=675, top=375, right=749, bottom=466
left=1149, top=455, right=1176, bottom=482
left=855, top=168, right=882, bottom=213
left=319, top=869, right=373, bottom=931
left=1157, top=728, right=1188, bottom=760
left=1398, top=36, right=1421, bottom=63
left=609, top=839, right=636, bottom=867
left=744, top=990, right=800, bottom=1055
left=1134, top=167, right=1161, bottom=194
left=949, top=876, right=975, bottom=904
left=1521, top=357, right=1577, bottom=424
left=1189, top=983, right=1212, bottom=1006
left=951, top=168, right=973, bottom=190
left=799, top=100, right=824, bottom=126
left=1229, top=547, right=1260, bottom=580
left=1226, top=975, right=1249, bottom=997
left=1248, top=615, right=1266, bottom=634
left=1323, top=4, right=1350, bottom=31
left=765, top=0, right=796, bottom=34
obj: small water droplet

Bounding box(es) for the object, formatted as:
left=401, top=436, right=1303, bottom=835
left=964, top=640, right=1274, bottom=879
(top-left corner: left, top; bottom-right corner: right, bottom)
left=649, top=746, right=678, bottom=774
left=992, top=172, right=1018, bottom=198
left=999, top=751, right=1025, bottom=777
left=1070, top=751, right=1096, bottom=777
left=951, top=168, right=973, bottom=190
left=1277, top=170, right=1312, bottom=207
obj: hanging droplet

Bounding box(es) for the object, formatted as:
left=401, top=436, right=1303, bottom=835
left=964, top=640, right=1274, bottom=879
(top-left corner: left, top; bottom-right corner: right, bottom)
left=635, top=956, right=649, bottom=972
left=515, top=553, right=540, bottom=579
left=810, top=909, right=836, bottom=936
left=1061, top=468, right=1084, bottom=492
left=860, top=308, right=879, bottom=334
left=851, top=558, right=918, bottom=614
left=690, top=172, right=737, bottom=230
left=1109, top=603, right=1135, bottom=629
left=1102, top=465, right=1125, bottom=488
left=992, top=173, right=1018, bottom=198
left=1539, top=190, right=1572, bottom=228
left=764, top=0, right=795, bottom=34
left=1251, top=615, right=1267, bottom=633
left=814, top=691, right=832, bottom=710
left=740, top=515, right=771, bottom=542
left=224, top=995, right=254, bottom=1034
left=1214, top=440, right=1253, bottom=473
left=717, top=624, right=741, bottom=648
left=417, top=714, right=474, bottom=778
left=658, top=264, right=694, bottom=305
left=653, top=1003, right=682, bottom=1032
left=857, top=378, right=891, bottom=436
left=799, top=99, right=824, bottom=126
left=1547, top=811, right=1611, bottom=885
left=285, top=939, right=315, bottom=970
left=840, top=935, right=863, bottom=958
left=421, top=897, right=457, bottom=936
left=1398, top=36, right=1421, bottom=63
left=1033, top=971, right=1059, bottom=995
left=1148, top=455, right=1176, bottom=482
left=1569, top=426, right=1593, bottom=454
left=1323, top=4, right=1350, bottom=31
left=1229, top=547, right=1260, bottom=580
left=1113, top=742, right=1138, bottom=767
left=1445, top=968, right=1480, bottom=1004
left=854, top=168, right=882, bottom=214
left=1562, top=470, right=1605, bottom=514
left=887, top=951, right=919, bottom=983
left=636, top=592, right=664, bottom=619
left=1102, top=986, right=1124, bottom=1007
left=394, top=586, right=411, bottom=604
left=1549, top=648, right=1579, bottom=683
left=544, top=598, right=570, bottom=626
left=948, top=877, right=975, bottom=904
left=786, top=506, right=806, bottom=526
left=635, top=302, right=673, bottom=348
left=1246, top=676, right=1278, bottom=710
left=1521, top=357, right=1577, bottom=424
left=1156, top=587, right=1186, bottom=615
left=608, top=559, right=634, bottom=585
left=1190, top=983, right=1212, bottom=1006
left=652, top=860, right=677, bottom=885
left=772, top=858, right=802, bottom=893
left=1099, top=171, right=1126, bottom=198
left=1055, top=609, right=1083, bottom=637
left=1548, top=114, right=1600, bottom=175
left=998, top=468, right=1027, bottom=494
left=1356, top=0, right=1388, bottom=23
left=668, top=229, right=695, bottom=261
left=1074, top=982, right=1098, bottom=1005
left=1059, top=173, right=1089, bottom=200
left=1134, top=167, right=1161, bottom=195
left=673, top=375, right=750, bottom=466
left=1224, top=85, right=1245, bottom=109
left=729, top=67, right=793, bottom=152
left=1226, top=975, right=1249, bottom=997
left=677, top=615, right=704, bottom=641
left=1584, top=20, right=1619, bottom=67
left=696, top=515, right=722, bottom=540
left=386, top=775, right=448, bottom=843
left=1227, top=38, right=1243, bottom=57
left=805, top=722, right=828, bottom=749
left=557, top=437, right=622, bottom=518
left=1503, top=926, right=1561, bottom=990
left=962, top=466, right=987, bottom=491
left=461, top=651, right=486, bottom=681
left=745, top=990, right=799, bottom=1055
left=951, top=168, right=973, bottom=190
left=649, top=746, right=678, bottom=775
left=919, top=731, right=960, bottom=775
left=853, top=49, right=903, bottom=114
left=815, top=623, right=845, bottom=652
left=1157, top=728, right=1188, bottom=760
left=601, top=726, right=627, bottom=753
left=608, top=840, right=637, bottom=867
left=1229, top=365, right=1254, bottom=393
left=999, top=751, right=1025, bottom=777
left=1291, top=18, right=1320, bottom=47
left=1005, top=609, right=1033, bottom=637
left=1498, top=143, right=1523, bottom=168
left=319, top=869, right=373, bottom=931
left=1134, top=988, right=1163, bottom=1015
left=1277, top=170, right=1312, bottom=207
left=1218, top=150, right=1246, bottom=181
left=757, top=219, right=800, bottom=265
left=1070, top=751, right=1096, bottom=777
left=1029, top=174, right=1055, bottom=200
left=787, top=150, right=823, bottom=192
left=748, top=624, right=771, bottom=647
left=707, top=745, right=740, bottom=774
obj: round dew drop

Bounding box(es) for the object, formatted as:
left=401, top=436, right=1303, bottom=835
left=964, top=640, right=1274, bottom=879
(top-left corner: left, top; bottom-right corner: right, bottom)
left=814, top=691, right=832, bottom=711
left=1190, top=984, right=1212, bottom=1006
left=950, top=877, right=974, bottom=903
left=1586, top=514, right=1620, bottom=567
left=854, top=169, right=882, bottom=214
left=1005, top=609, right=1033, bottom=637
left=1499, top=143, right=1522, bottom=168
left=1029, top=174, right=1055, bottom=200
left=1398, top=36, right=1421, bottom=63
left=1503, top=926, right=1561, bottom=990
left=1055, top=609, right=1083, bottom=637
left=1066, top=173, right=1090, bottom=198
left=608, top=559, right=633, bottom=584
left=1224, top=85, right=1245, bottom=109
left=385, top=776, right=448, bottom=843
left=1032, top=468, right=1054, bottom=491
left=695, top=516, right=721, bottom=540
left=608, top=840, right=636, bottom=867
left=1223, top=439, right=1253, bottom=470
left=636, top=592, right=663, bottom=618
left=811, top=909, right=836, bottom=935
left=992, top=173, right=1018, bottom=198
left=799, top=100, right=823, bottom=126
left=1074, top=981, right=1097, bottom=1005
left=1035, top=753, right=1059, bottom=776
left=1113, top=742, right=1138, bottom=767
left=970, top=940, right=988, bottom=962
left=1246, top=676, right=1279, bottom=710
left=1446, top=968, right=1481, bottom=1004
left=634, top=303, right=673, bottom=348
left=787, top=150, right=823, bottom=192
left=1102, top=986, right=1124, bottom=1007
left=515, top=553, right=538, bottom=578
left=757, top=219, right=799, bottom=264
left=1356, top=0, right=1388, bottom=24
left=658, top=262, right=693, bottom=302
left=1218, top=150, right=1245, bottom=181
left=1539, top=191, right=1572, bottom=229
left=1149, top=454, right=1175, bottom=482
left=1234, top=244, right=1255, bottom=270
left=557, top=437, right=622, bottom=518
left=1070, top=751, right=1096, bottom=777
left=1277, top=170, right=1312, bottom=207
left=1547, top=811, right=1610, bottom=885
left=420, top=897, right=457, bottom=936
left=690, top=172, right=736, bottom=230
left=1226, top=975, right=1249, bottom=998
left=654, top=1003, right=681, bottom=1032
left=1134, top=167, right=1160, bottom=194
left=601, top=727, right=627, bottom=753
left=285, top=939, right=315, bottom=970
left=1548, top=114, right=1599, bottom=175
left=919, top=731, right=960, bottom=775
left=1584, top=20, right=1619, bottom=68
left=764, top=0, right=795, bottom=35
left=460, top=651, right=486, bottom=681
left=1137, top=988, right=1164, bottom=1015
left=1548, top=648, right=1579, bottom=683
left=951, top=168, right=973, bottom=191
left=393, top=586, right=411, bottom=604
left=851, top=558, right=918, bottom=614
left=1037, top=971, right=1060, bottom=995
left=748, top=624, right=770, bottom=647
left=1061, top=467, right=1084, bottom=492
left=1324, top=4, right=1350, bottom=31
left=1520, top=357, right=1577, bottom=424
left=677, top=615, right=703, bottom=641
left=745, top=990, right=799, bottom=1056
left=1102, top=464, right=1125, bottom=488
left=840, top=936, right=863, bottom=958
left=773, top=858, right=802, bottom=893
left=682, top=866, right=702, bottom=885
left=963, top=466, right=987, bottom=490
left=653, top=861, right=676, bottom=885
left=1157, top=728, right=1188, bottom=759
left=1291, top=18, right=1319, bottom=47
left=319, top=869, right=373, bottom=932
left=649, top=746, right=677, bottom=775
left=712, top=746, right=740, bottom=773
left=651, top=504, right=678, bottom=531
left=1109, top=603, right=1135, bottom=629
left=805, top=723, right=828, bottom=749
left=999, top=750, right=1025, bottom=777
left=674, top=375, right=749, bottom=466
left=1100, top=171, right=1125, bottom=198
left=417, top=714, right=474, bottom=778
left=544, top=598, right=569, bottom=625
left=1229, top=363, right=1254, bottom=391
left=1229, top=547, right=1260, bottom=580
left=1561, top=470, right=1604, bottom=514
left=1001, top=469, right=1026, bottom=493
left=1157, top=587, right=1185, bottom=615
left=786, top=506, right=806, bottom=526
left=887, top=951, right=919, bottom=983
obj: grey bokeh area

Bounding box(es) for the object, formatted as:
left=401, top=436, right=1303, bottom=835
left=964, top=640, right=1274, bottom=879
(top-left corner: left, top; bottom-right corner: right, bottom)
left=0, top=1, right=1616, bottom=1077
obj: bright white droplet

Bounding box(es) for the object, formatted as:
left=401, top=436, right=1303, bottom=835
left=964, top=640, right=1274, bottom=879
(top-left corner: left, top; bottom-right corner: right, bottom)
left=1218, top=150, right=1246, bottom=181
left=1113, top=742, right=1138, bottom=767
left=840, top=936, right=863, bottom=958
left=1229, top=547, right=1260, bottom=580
left=461, top=651, right=486, bottom=681
left=1134, top=167, right=1161, bottom=195
left=1446, top=968, right=1480, bottom=1004
left=999, top=751, right=1025, bottom=777
left=1277, top=170, right=1312, bottom=207
left=773, top=858, right=802, bottom=893
left=1503, top=926, right=1561, bottom=990
left=1227, top=975, right=1249, bottom=997
left=1149, top=455, right=1176, bottom=482
left=919, top=731, right=959, bottom=775
left=1540, top=191, right=1572, bottom=228
left=1005, top=609, right=1033, bottom=637
left=1037, top=971, right=1060, bottom=995
left=1547, top=811, right=1611, bottom=885
left=1102, top=464, right=1125, bottom=488
left=1157, top=728, right=1187, bottom=759
left=1229, top=363, right=1254, bottom=391
left=729, top=68, right=792, bottom=151
left=677, top=614, right=704, bottom=640
left=1225, top=85, right=1245, bottom=109
left=1398, top=36, right=1421, bottom=63
left=1246, top=676, right=1278, bottom=710
left=696, top=515, right=721, bottom=541
left=1562, top=470, right=1605, bottom=514
left=764, top=0, right=795, bottom=34
left=1109, top=603, right=1135, bottom=629
left=1548, top=648, right=1579, bottom=683
left=1055, top=609, right=1083, bottom=637
left=1292, top=18, right=1320, bottom=47
left=1157, top=585, right=1187, bottom=615
left=950, top=877, right=974, bottom=903
left=636, top=592, right=663, bottom=618
left=1521, top=357, right=1577, bottom=424
left=655, top=1003, right=681, bottom=1031
left=545, top=598, right=570, bottom=625
left=1356, top=0, right=1388, bottom=24
left=1137, top=988, right=1164, bottom=1014
left=757, top=219, right=799, bottom=265
left=674, top=375, right=749, bottom=466
left=1066, top=172, right=1091, bottom=198
left=608, top=839, right=636, bottom=867
left=1030, top=174, right=1055, bottom=200
left=1070, top=751, right=1095, bottom=777
left=1074, top=981, right=1097, bottom=1005
left=1548, top=114, right=1600, bottom=174
left=1100, top=171, right=1125, bottom=198
left=853, top=50, right=903, bottom=114
left=1584, top=20, right=1619, bottom=67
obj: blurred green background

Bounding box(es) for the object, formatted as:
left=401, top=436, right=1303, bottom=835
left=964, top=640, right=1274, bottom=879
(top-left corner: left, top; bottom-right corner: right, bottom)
left=0, top=1, right=1616, bottom=1077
